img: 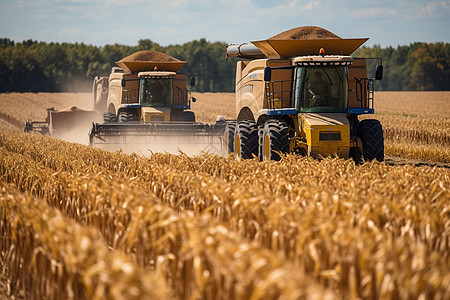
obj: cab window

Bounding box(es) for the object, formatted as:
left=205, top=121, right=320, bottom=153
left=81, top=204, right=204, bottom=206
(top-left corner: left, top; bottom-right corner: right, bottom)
left=141, top=78, right=173, bottom=107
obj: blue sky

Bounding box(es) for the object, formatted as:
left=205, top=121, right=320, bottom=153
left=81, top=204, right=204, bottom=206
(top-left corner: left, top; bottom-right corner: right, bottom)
left=0, top=0, right=448, bottom=48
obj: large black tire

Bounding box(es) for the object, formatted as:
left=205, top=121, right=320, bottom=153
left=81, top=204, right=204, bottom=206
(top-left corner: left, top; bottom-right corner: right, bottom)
left=225, top=122, right=236, bottom=155
left=118, top=111, right=135, bottom=123
left=103, top=112, right=117, bottom=123
left=183, top=111, right=196, bottom=122
left=349, top=146, right=363, bottom=165
left=258, top=125, right=264, bottom=161
left=261, top=119, right=289, bottom=161
left=358, top=119, right=384, bottom=162
left=234, top=121, right=258, bottom=160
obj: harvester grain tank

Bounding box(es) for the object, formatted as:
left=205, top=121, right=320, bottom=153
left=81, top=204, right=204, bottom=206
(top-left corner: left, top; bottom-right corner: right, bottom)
left=89, top=51, right=225, bottom=156
left=225, top=26, right=384, bottom=162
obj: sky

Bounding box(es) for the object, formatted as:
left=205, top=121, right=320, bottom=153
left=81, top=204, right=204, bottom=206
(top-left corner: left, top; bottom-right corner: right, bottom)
left=0, top=0, right=449, bottom=48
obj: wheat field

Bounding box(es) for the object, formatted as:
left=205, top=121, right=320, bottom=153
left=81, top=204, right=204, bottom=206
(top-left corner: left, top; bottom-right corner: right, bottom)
left=0, top=91, right=448, bottom=163
left=0, top=92, right=449, bottom=299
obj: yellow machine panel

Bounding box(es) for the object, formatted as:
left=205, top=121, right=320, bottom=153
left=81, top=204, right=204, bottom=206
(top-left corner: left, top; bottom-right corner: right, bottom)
left=302, top=113, right=350, bottom=158
left=141, top=107, right=171, bottom=122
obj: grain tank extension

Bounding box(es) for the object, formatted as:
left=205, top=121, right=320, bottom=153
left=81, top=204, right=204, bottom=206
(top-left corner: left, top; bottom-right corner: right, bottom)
left=225, top=26, right=384, bottom=162
left=89, top=51, right=225, bottom=156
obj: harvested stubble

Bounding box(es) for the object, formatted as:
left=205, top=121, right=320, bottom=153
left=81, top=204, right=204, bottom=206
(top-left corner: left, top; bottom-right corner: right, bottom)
left=376, top=120, right=450, bottom=163
left=1, top=129, right=449, bottom=299
left=383, top=124, right=450, bottom=146
left=385, top=141, right=450, bottom=163
left=368, top=91, right=450, bottom=162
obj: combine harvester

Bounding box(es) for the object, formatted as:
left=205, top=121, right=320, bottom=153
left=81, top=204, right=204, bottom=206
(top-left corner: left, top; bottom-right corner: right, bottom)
left=225, top=26, right=384, bottom=162
left=26, top=27, right=384, bottom=161
left=25, top=50, right=226, bottom=156
left=89, top=51, right=226, bottom=156
left=24, top=106, right=102, bottom=144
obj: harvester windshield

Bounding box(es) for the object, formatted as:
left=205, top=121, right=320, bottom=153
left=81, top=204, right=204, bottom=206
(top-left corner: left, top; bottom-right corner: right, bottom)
left=295, top=66, right=348, bottom=113
left=140, top=77, right=174, bottom=107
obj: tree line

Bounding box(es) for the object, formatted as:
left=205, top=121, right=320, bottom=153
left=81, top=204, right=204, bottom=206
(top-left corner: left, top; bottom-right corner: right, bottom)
left=0, top=38, right=448, bottom=93
left=353, top=42, right=449, bottom=91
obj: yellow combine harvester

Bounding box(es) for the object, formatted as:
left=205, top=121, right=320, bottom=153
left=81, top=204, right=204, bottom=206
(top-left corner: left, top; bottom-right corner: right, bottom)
left=225, top=26, right=384, bottom=162
left=25, top=50, right=225, bottom=155
left=89, top=51, right=225, bottom=156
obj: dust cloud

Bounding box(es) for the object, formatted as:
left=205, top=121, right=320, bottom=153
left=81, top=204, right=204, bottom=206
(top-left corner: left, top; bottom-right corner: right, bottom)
left=93, top=134, right=226, bottom=157
left=51, top=111, right=101, bottom=145
left=54, top=125, right=92, bottom=145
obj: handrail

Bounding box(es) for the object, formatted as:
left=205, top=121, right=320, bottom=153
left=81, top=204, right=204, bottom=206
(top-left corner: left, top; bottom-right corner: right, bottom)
left=265, top=79, right=295, bottom=109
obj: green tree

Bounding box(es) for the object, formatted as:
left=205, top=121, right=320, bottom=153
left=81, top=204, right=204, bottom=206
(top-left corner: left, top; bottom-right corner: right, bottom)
left=0, top=39, right=448, bottom=93
left=410, top=43, right=449, bottom=90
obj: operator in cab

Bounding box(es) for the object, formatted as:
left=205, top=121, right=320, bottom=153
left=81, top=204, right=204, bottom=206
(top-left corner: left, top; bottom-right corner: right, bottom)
left=308, top=71, right=330, bottom=107
left=143, top=78, right=172, bottom=107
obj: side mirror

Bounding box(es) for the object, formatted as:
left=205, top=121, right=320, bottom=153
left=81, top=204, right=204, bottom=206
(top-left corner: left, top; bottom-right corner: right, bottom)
left=121, top=79, right=126, bottom=87
left=375, top=65, right=383, bottom=80
left=264, top=67, right=271, bottom=82
left=190, top=77, right=195, bottom=87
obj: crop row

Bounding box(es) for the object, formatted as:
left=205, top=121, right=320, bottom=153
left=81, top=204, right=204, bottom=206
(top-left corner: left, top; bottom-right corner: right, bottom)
left=1, top=130, right=449, bottom=299
left=0, top=183, right=171, bottom=299
left=1, top=132, right=330, bottom=299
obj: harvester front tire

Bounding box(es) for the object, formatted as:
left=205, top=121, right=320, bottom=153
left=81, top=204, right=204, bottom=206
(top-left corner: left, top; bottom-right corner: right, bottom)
left=349, top=147, right=363, bottom=165
left=225, top=122, right=236, bottom=155
left=234, top=121, right=258, bottom=160
left=262, top=120, right=289, bottom=161
left=183, top=111, right=196, bottom=122
left=358, top=119, right=384, bottom=162
left=103, top=113, right=117, bottom=123
left=118, top=111, right=134, bottom=123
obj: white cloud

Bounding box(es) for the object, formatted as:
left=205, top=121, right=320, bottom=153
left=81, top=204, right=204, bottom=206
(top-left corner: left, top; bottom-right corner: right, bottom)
left=409, top=1, right=449, bottom=18
left=350, top=7, right=397, bottom=18
left=301, top=1, right=320, bottom=10
left=0, top=0, right=448, bottom=47
left=56, top=27, right=82, bottom=39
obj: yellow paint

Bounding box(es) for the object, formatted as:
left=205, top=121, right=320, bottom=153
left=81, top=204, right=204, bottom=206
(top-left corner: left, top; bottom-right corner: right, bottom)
left=298, top=113, right=350, bottom=158
left=141, top=107, right=170, bottom=122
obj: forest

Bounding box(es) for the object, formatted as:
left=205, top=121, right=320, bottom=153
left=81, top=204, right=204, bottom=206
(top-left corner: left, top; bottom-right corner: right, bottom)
left=0, top=38, right=448, bottom=93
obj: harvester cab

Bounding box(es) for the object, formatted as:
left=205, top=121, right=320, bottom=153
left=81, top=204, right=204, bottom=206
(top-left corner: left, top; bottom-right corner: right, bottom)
left=89, top=50, right=225, bottom=156
left=115, top=70, right=195, bottom=123
left=225, top=26, right=384, bottom=162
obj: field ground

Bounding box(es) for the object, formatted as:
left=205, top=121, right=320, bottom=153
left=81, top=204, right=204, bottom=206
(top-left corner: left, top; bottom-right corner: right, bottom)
left=0, top=91, right=449, bottom=299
